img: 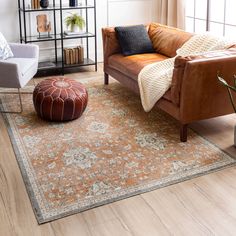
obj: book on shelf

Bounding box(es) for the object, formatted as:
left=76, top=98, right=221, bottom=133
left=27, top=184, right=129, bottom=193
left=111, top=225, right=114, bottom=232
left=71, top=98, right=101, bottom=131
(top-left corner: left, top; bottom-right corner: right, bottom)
left=75, top=47, right=79, bottom=64
left=64, top=46, right=84, bottom=65
left=69, top=49, right=74, bottom=64
left=73, top=48, right=76, bottom=64
left=78, top=46, right=84, bottom=63
left=64, top=49, right=70, bottom=65
left=31, top=0, right=40, bottom=9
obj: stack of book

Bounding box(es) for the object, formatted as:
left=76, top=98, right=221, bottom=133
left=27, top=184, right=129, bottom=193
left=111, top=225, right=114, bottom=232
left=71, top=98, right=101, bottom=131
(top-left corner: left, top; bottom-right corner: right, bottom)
left=31, top=0, right=40, bottom=9
left=64, top=46, right=84, bottom=65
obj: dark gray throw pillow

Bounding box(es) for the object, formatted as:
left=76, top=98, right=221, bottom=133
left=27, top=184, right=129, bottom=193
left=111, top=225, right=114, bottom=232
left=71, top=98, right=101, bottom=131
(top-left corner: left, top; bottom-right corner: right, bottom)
left=115, top=25, right=154, bottom=56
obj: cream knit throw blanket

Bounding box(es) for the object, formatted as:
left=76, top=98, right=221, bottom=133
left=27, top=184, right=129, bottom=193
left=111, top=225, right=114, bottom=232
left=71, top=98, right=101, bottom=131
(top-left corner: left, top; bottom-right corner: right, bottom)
left=138, top=33, right=235, bottom=112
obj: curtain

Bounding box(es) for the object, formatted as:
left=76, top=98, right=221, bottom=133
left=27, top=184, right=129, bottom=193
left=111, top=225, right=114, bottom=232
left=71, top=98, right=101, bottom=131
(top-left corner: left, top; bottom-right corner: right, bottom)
left=156, top=0, right=186, bottom=29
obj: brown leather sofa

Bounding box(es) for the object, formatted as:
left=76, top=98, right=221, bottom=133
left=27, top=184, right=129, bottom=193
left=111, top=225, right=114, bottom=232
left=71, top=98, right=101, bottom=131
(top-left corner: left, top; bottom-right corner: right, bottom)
left=102, top=23, right=236, bottom=142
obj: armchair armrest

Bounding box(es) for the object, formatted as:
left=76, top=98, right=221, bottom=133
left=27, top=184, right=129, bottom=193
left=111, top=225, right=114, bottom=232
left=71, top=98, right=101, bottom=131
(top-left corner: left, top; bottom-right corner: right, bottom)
left=9, top=43, right=39, bottom=59
left=177, top=49, right=236, bottom=123
left=0, top=60, right=20, bottom=88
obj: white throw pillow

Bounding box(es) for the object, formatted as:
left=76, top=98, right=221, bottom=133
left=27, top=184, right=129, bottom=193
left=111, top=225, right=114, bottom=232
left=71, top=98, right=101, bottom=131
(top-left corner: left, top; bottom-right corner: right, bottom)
left=0, top=32, right=13, bottom=60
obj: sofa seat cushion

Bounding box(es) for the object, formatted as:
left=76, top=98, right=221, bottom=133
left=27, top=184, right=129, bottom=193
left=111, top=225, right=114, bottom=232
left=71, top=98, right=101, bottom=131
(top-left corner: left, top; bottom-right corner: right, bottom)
left=108, top=53, right=169, bottom=80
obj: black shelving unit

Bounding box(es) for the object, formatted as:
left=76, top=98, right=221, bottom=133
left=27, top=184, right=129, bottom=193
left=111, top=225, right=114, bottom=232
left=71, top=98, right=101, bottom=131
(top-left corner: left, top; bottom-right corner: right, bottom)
left=18, top=0, right=97, bottom=75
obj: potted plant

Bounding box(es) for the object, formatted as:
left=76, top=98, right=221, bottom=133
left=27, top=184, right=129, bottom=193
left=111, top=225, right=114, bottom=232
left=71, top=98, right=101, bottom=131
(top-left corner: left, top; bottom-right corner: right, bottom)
left=217, top=74, right=236, bottom=145
left=65, top=13, right=85, bottom=33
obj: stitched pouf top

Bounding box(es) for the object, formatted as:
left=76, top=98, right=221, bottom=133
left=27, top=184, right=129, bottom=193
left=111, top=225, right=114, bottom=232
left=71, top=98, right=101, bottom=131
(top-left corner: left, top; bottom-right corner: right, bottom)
left=33, top=77, right=88, bottom=121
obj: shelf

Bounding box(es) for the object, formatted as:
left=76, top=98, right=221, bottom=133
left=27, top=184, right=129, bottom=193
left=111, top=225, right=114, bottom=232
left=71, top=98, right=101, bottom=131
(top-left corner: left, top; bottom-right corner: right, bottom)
left=38, top=58, right=95, bottom=70
left=20, top=4, right=94, bottom=12
left=21, top=32, right=95, bottom=43
left=60, top=4, right=95, bottom=10
left=62, top=32, right=95, bottom=40
left=19, top=0, right=97, bottom=75
left=22, top=34, right=56, bottom=43
left=64, top=58, right=95, bottom=68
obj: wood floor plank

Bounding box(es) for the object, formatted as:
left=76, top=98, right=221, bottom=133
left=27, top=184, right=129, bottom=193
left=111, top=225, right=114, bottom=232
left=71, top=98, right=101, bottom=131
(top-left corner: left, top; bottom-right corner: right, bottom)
left=88, top=218, right=133, bottom=236
left=82, top=204, right=133, bottom=236
left=142, top=188, right=212, bottom=236
left=82, top=205, right=118, bottom=228
left=190, top=114, right=236, bottom=154
left=162, top=178, right=236, bottom=235
left=192, top=168, right=236, bottom=219
left=184, top=181, right=236, bottom=235
left=0, top=115, right=54, bottom=236
left=0, top=194, right=16, bottom=236
left=110, top=195, right=171, bottom=236
left=51, top=214, right=91, bottom=236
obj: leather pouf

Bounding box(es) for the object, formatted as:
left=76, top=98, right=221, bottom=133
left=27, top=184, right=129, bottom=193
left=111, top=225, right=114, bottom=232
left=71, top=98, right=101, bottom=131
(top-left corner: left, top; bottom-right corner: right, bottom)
left=33, top=77, right=88, bottom=121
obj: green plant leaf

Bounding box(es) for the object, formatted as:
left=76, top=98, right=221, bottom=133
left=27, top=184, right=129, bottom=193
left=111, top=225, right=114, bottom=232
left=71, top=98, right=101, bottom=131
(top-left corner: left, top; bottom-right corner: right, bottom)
left=234, top=75, right=236, bottom=87
left=64, top=13, right=85, bottom=30
left=217, top=74, right=236, bottom=113
left=217, top=75, right=229, bottom=86
left=217, top=75, right=236, bottom=92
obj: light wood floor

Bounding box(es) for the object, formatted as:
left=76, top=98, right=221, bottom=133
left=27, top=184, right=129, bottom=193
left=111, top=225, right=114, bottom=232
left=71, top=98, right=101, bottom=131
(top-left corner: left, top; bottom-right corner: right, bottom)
left=1, top=66, right=236, bottom=236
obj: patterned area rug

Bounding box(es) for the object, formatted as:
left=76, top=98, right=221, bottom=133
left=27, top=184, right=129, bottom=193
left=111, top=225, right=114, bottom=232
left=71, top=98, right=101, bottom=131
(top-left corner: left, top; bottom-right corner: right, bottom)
left=1, top=76, right=236, bottom=224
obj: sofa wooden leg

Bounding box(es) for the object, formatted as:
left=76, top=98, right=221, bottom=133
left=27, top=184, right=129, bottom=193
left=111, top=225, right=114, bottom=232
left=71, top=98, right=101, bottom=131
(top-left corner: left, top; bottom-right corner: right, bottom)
left=180, top=124, right=188, bottom=142
left=104, top=73, right=109, bottom=85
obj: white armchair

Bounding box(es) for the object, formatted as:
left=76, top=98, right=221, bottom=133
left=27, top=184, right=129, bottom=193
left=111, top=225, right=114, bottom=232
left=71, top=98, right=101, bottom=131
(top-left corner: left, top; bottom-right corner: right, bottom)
left=0, top=43, right=39, bottom=113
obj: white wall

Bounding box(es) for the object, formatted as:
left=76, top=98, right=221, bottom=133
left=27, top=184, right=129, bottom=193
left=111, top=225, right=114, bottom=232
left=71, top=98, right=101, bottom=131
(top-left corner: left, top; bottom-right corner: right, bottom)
left=107, top=0, right=157, bottom=26
left=0, top=0, right=158, bottom=62
left=0, top=0, right=19, bottom=42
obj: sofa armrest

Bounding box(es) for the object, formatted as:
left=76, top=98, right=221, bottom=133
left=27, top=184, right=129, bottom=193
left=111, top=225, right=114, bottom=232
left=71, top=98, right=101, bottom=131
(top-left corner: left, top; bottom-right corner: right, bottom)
left=178, top=49, right=236, bottom=123
left=0, top=61, right=21, bottom=88
left=102, top=27, right=121, bottom=68
left=9, top=43, right=39, bottom=59
left=171, top=56, right=191, bottom=106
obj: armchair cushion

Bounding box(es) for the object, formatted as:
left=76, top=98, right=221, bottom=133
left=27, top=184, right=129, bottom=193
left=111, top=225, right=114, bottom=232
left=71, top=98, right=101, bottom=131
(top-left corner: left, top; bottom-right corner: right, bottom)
left=0, top=57, right=38, bottom=88
left=0, top=32, right=13, bottom=60
left=6, top=58, right=38, bottom=77
left=0, top=43, right=39, bottom=89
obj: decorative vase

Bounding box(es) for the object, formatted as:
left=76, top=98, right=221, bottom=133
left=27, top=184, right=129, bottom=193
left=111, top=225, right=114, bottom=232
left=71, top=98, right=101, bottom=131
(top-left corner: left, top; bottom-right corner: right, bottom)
left=71, top=25, right=80, bottom=33
left=69, top=0, right=78, bottom=7
left=40, top=0, right=49, bottom=8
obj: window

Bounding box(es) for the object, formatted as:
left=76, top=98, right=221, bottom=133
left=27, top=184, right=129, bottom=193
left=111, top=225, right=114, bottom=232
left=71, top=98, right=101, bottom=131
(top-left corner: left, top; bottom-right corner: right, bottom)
left=185, top=0, right=236, bottom=38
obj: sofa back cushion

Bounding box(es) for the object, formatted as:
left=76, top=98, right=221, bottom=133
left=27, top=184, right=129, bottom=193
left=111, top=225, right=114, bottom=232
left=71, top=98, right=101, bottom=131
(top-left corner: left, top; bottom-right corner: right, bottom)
left=148, top=23, right=193, bottom=58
